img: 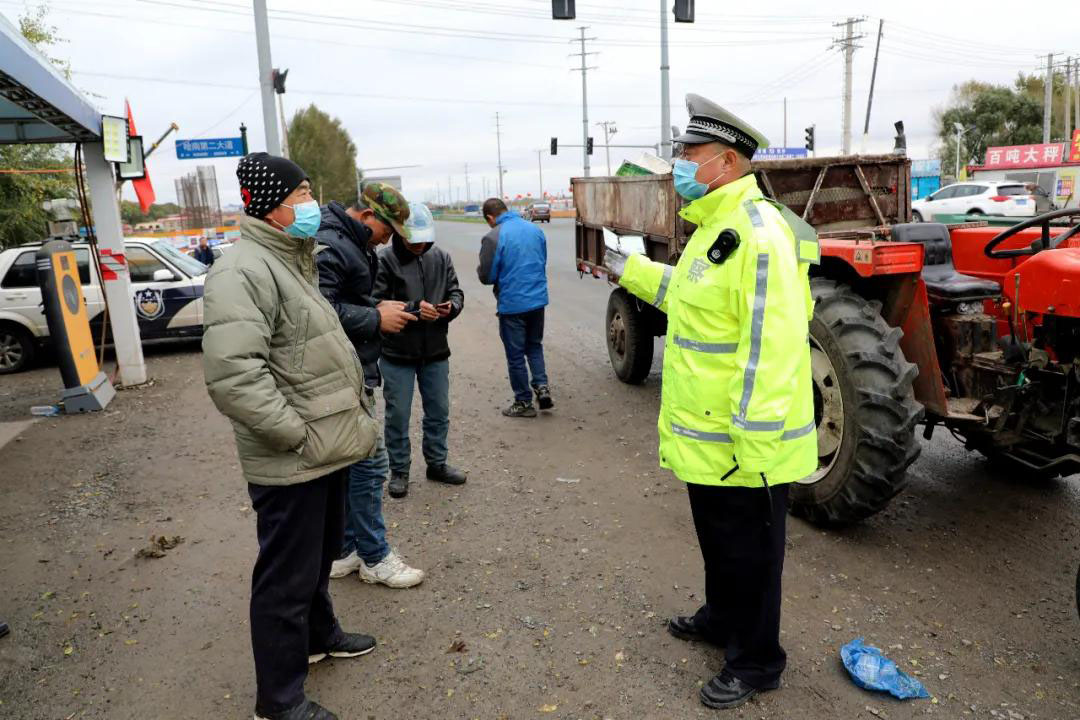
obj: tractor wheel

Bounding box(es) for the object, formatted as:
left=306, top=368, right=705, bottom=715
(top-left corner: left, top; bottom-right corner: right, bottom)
left=606, top=288, right=654, bottom=385
left=788, top=279, right=924, bottom=525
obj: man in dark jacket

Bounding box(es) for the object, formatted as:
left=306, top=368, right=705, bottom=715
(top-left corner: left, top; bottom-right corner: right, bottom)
left=374, top=202, right=466, bottom=498
left=478, top=198, right=553, bottom=418
left=192, top=236, right=215, bottom=266
left=316, top=183, right=425, bottom=589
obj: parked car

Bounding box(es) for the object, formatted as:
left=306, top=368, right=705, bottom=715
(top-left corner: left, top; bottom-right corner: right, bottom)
left=525, top=202, right=551, bottom=223
left=0, top=237, right=207, bottom=374
left=911, top=181, right=1038, bottom=222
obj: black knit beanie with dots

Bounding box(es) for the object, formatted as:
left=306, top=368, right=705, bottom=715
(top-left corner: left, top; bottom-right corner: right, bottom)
left=236, top=152, right=309, bottom=219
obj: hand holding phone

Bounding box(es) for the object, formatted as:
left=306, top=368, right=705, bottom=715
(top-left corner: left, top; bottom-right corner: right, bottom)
left=436, top=300, right=452, bottom=318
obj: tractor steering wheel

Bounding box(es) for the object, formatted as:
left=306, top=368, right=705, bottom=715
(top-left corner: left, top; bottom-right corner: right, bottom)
left=983, top=207, right=1080, bottom=259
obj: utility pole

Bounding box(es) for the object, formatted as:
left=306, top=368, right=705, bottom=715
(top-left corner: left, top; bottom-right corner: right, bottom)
left=1044, top=53, right=1054, bottom=144
left=464, top=162, right=470, bottom=204
left=1066, top=57, right=1072, bottom=140
left=862, top=19, right=884, bottom=151
left=252, top=0, right=281, bottom=155
left=570, top=27, right=598, bottom=177
left=659, top=0, right=671, bottom=161
left=833, top=17, right=865, bottom=155
left=597, top=121, right=616, bottom=175
left=536, top=149, right=544, bottom=198
left=277, top=94, right=289, bottom=159
left=1075, top=62, right=1080, bottom=135
left=495, top=111, right=505, bottom=198
left=783, top=97, right=787, bottom=149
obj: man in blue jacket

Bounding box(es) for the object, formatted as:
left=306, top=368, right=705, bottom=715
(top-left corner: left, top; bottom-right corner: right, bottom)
left=477, top=198, right=553, bottom=418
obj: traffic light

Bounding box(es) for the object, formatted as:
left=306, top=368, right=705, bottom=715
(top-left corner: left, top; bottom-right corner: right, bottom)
left=272, top=68, right=288, bottom=94
left=804, top=125, right=815, bottom=152
left=551, top=0, right=575, bottom=19
left=673, top=0, right=695, bottom=22
left=550, top=137, right=558, bottom=155
left=586, top=137, right=594, bottom=155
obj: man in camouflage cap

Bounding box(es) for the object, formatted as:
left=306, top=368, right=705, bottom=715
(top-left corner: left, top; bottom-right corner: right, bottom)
left=359, top=182, right=412, bottom=241
left=315, top=181, right=426, bottom=591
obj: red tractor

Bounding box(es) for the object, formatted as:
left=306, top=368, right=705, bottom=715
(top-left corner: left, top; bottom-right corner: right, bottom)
left=572, top=157, right=1080, bottom=526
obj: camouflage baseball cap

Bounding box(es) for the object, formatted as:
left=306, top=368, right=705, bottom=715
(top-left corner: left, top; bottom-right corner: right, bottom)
left=361, top=182, right=411, bottom=240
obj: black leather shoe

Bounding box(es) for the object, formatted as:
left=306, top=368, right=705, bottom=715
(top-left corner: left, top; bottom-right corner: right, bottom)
left=388, top=471, right=409, bottom=498
left=699, top=670, right=761, bottom=710
left=427, top=463, right=467, bottom=485
left=309, top=631, right=376, bottom=664
left=667, top=614, right=717, bottom=645
left=255, top=698, right=338, bottom=720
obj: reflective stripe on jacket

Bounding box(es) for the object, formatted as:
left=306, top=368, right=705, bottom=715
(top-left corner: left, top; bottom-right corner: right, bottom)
left=619, top=174, right=817, bottom=487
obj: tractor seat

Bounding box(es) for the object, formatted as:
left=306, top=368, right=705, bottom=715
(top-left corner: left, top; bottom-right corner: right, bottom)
left=890, top=223, right=1001, bottom=301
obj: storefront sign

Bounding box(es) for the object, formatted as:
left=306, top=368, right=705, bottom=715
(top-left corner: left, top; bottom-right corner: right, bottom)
left=984, top=143, right=1067, bottom=170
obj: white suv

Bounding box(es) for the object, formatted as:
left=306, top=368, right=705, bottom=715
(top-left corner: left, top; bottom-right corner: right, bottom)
left=0, top=237, right=208, bottom=374
left=912, top=181, right=1038, bottom=222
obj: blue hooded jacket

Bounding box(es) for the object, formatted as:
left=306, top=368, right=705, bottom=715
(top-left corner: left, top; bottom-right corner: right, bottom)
left=477, top=211, right=549, bottom=315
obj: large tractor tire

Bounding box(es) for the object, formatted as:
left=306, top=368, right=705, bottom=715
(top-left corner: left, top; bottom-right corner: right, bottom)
left=606, top=288, right=654, bottom=385
left=789, top=279, right=924, bottom=525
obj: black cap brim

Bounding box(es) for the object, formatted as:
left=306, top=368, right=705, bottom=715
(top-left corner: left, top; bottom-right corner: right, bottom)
left=673, top=130, right=716, bottom=145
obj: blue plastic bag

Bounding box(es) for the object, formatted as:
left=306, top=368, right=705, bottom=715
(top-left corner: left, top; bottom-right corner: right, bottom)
left=840, top=637, right=930, bottom=700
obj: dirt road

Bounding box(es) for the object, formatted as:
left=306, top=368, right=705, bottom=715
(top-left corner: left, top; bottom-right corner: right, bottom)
left=1, top=219, right=1077, bottom=719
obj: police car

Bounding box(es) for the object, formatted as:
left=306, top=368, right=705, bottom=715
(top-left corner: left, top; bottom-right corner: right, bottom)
left=0, top=237, right=207, bottom=374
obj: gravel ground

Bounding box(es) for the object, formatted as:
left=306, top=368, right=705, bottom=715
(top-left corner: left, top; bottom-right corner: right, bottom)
left=0, top=219, right=1077, bottom=720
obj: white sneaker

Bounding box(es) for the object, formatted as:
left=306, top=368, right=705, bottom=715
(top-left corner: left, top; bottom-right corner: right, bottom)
left=330, top=550, right=364, bottom=579
left=357, top=549, right=425, bottom=588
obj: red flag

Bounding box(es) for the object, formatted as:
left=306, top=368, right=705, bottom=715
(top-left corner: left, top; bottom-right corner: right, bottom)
left=125, top=99, right=156, bottom=214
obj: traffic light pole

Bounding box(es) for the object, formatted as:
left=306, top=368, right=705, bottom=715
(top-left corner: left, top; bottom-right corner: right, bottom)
left=253, top=0, right=281, bottom=156
left=660, top=0, right=671, bottom=162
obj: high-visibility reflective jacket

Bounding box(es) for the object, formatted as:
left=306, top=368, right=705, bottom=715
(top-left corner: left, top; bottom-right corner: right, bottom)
left=619, top=174, right=819, bottom=487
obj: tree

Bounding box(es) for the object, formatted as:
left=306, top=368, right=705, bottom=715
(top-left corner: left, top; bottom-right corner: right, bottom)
left=287, top=105, right=359, bottom=207
left=934, top=71, right=1072, bottom=177
left=0, top=3, right=75, bottom=249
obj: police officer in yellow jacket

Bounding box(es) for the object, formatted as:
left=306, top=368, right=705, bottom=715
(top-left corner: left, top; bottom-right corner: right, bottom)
left=607, top=95, right=819, bottom=709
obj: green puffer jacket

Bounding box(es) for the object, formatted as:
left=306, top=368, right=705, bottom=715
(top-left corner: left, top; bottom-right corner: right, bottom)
left=202, top=216, right=378, bottom=486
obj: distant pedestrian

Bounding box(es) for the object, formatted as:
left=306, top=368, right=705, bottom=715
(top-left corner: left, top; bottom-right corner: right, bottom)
left=192, top=236, right=215, bottom=266
left=477, top=198, right=552, bottom=418
left=202, top=152, right=380, bottom=720
left=375, top=202, right=466, bottom=498
left=315, top=183, right=425, bottom=590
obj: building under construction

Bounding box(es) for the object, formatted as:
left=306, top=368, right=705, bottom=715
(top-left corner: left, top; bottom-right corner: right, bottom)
left=174, top=165, right=222, bottom=230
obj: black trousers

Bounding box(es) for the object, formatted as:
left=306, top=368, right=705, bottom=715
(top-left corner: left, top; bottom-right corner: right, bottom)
left=248, top=470, right=347, bottom=715
left=686, top=481, right=789, bottom=689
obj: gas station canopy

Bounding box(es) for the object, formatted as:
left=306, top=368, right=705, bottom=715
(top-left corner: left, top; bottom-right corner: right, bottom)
left=0, top=12, right=100, bottom=144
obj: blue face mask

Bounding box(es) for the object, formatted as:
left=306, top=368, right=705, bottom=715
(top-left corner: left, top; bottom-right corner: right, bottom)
left=281, top=200, right=321, bottom=238
left=672, top=152, right=724, bottom=201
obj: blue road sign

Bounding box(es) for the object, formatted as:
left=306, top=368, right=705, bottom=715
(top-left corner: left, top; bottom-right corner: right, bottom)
left=175, top=137, right=245, bottom=159
left=754, top=147, right=809, bottom=160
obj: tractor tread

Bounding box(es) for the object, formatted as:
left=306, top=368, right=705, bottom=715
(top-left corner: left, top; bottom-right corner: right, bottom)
left=791, top=279, right=924, bottom=526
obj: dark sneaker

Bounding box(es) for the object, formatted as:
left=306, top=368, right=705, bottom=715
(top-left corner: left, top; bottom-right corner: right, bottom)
left=426, top=464, right=467, bottom=485
left=700, top=670, right=766, bottom=710
left=502, top=400, right=537, bottom=418
left=388, top=471, right=409, bottom=499
left=255, top=698, right=338, bottom=720
left=533, top=385, right=554, bottom=410
left=309, top=632, right=376, bottom=664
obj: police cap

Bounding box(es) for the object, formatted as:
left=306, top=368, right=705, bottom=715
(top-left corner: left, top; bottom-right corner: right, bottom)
left=674, top=94, right=770, bottom=159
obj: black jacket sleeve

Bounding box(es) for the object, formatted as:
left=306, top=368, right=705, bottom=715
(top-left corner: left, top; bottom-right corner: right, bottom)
left=442, top=254, right=465, bottom=322
left=477, top=230, right=498, bottom=286
left=316, top=243, right=380, bottom=341
left=372, top=251, right=392, bottom=302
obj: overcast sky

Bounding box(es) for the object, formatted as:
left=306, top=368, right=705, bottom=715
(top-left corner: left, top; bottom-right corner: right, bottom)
left=3, top=0, right=1077, bottom=207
